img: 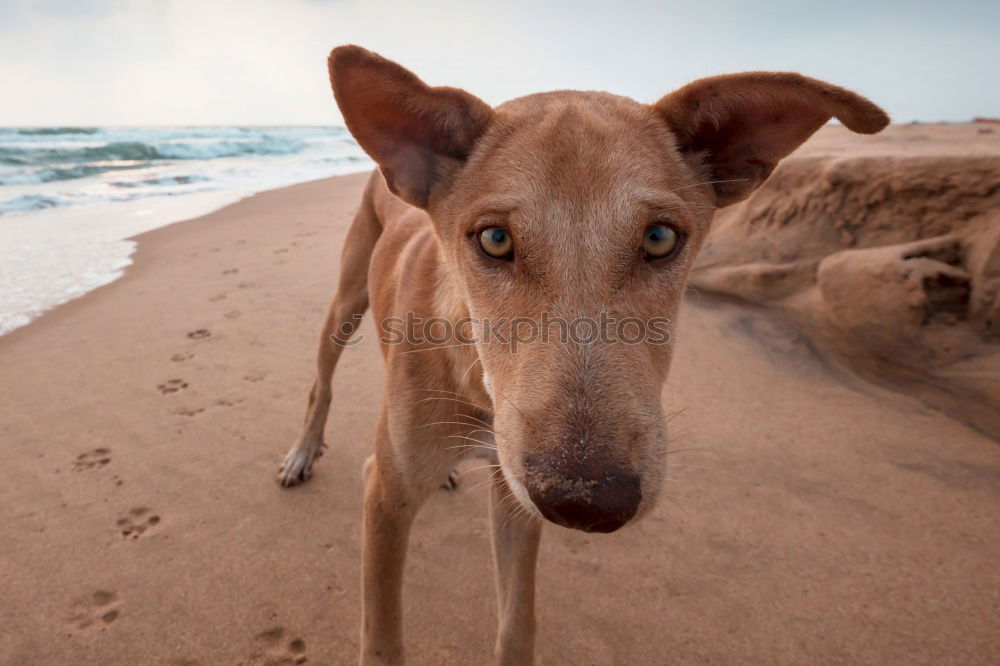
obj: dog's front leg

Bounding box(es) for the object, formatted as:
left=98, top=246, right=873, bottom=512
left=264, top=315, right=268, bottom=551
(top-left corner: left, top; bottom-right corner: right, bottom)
left=361, top=445, right=421, bottom=665
left=490, top=474, right=542, bottom=665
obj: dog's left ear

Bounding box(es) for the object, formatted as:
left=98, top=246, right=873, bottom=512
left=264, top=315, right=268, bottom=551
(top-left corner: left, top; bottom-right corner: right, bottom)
left=328, top=45, right=494, bottom=209
left=654, top=72, right=889, bottom=207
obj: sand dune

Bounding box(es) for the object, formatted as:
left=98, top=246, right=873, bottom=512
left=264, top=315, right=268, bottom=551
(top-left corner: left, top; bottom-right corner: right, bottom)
left=1, top=151, right=998, bottom=663
left=692, top=123, right=1000, bottom=439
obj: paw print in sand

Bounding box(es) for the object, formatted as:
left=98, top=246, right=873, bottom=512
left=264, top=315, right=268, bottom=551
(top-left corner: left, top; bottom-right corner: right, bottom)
left=68, top=590, right=121, bottom=632
left=158, top=379, right=188, bottom=394
left=73, top=448, right=111, bottom=471
left=249, top=627, right=307, bottom=665
left=117, top=507, right=161, bottom=539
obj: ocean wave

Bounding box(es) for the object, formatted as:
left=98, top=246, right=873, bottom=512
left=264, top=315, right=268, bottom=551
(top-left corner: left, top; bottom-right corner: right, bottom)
left=109, top=174, right=211, bottom=188
left=0, top=137, right=307, bottom=167
left=0, top=179, right=217, bottom=215
left=154, top=137, right=307, bottom=160
left=17, top=127, right=100, bottom=136
left=0, top=126, right=369, bottom=218
left=0, top=165, right=105, bottom=185
left=0, top=193, right=72, bottom=214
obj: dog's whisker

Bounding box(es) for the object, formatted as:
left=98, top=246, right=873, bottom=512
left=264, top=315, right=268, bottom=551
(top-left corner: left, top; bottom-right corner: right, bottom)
left=464, top=468, right=503, bottom=495
left=445, top=444, right=498, bottom=463
left=416, top=408, right=494, bottom=432
left=661, top=493, right=688, bottom=516
left=500, top=508, right=518, bottom=530
left=415, top=387, right=467, bottom=396
left=400, top=342, right=476, bottom=354
left=416, top=387, right=464, bottom=393
left=444, top=444, right=498, bottom=459
left=418, top=419, right=495, bottom=431
left=415, top=395, right=494, bottom=414
left=663, top=177, right=750, bottom=196
left=443, top=440, right=497, bottom=451
left=658, top=506, right=682, bottom=530
left=445, top=420, right=498, bottom=434
left=490, top=386, right=526, bottom=420
left=642, top=403, right=695, bottom=436
left=495, top=486, right=519, bottom=525
left=490, top=385, right=544, bottom=440
left=415, top=390, right=493, bottom=414
left=443, top=441, right=498, bottom=454
left=462, top=463, right=502, bottom=475
left=450, top=411, right=494, bottom=429
left=501, top=493, right=533, bottom=533
left=459, top=355, right=483, bottom=387
left=492, top=479, right=536, bottom=533
left=669, top=463, right=753, bottom=482
left=666, top=446, right=714, bottom=456
left=666, top=404, right=694, bottom=423
left=668, top=405, right=692, bottom=417
left=664, top=433, right=698, bottom=455
left=665, top=431, right=698, bottom=449
left=443, top=445, right=497, bottom=455
left=442, top=430, right=498, bottom=442
left=445, top=412, right=495, bottom=428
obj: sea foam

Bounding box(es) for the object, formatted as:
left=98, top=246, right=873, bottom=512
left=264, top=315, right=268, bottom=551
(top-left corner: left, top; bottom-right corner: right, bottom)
left=0, top=125, right=371, bottom=334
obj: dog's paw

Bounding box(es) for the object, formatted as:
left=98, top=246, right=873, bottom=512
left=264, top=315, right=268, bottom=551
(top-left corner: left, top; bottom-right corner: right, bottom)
left=277, top=443, right=324, bottom=487
left=440, top=468, right=459, bottom=491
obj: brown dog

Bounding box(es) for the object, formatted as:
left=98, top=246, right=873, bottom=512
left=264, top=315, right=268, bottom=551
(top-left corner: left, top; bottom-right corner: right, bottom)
left=278, top=45, right=888, bottom=664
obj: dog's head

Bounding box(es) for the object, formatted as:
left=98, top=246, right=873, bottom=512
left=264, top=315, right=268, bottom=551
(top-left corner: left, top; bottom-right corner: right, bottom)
left=329, top=46, right=888, bottom=532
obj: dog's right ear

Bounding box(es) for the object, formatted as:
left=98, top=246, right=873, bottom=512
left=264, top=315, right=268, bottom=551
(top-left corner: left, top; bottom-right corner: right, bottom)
left=328, top=45, right=493, bottom=209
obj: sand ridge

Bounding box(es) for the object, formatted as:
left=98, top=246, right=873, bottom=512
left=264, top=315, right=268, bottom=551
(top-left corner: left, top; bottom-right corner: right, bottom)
left=692, top=123, right=1000, bottom=439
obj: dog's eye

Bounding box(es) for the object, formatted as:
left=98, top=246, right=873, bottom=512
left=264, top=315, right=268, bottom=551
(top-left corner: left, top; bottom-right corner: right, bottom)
left=643, top=224, right=679, bottom=259
left=479, top=227, right=514, bottom=259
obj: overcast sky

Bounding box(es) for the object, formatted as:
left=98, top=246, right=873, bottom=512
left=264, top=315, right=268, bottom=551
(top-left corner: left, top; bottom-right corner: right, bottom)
left=1, top=0, right=997, bottom=126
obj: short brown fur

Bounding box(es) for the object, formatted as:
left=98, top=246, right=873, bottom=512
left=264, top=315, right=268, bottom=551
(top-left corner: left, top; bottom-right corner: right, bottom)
left=278, top=45, right=888, bottom=665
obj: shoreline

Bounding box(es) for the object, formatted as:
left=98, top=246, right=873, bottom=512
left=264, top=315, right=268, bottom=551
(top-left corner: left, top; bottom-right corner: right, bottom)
left=0, top=168, right=371, bottom=338
left=0, top=122, right=372, bottom=335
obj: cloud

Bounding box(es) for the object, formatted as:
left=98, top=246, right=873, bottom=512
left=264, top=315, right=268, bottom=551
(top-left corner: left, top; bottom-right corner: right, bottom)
left=0, top=0, right=996, bottom=125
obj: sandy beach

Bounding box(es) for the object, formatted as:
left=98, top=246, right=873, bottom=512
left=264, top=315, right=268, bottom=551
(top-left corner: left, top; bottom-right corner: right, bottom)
left=2, top=148, right=998, bottom=666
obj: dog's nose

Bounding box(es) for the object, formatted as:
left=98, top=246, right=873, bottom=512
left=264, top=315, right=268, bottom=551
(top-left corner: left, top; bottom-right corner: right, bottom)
left=527, top=471, right=641, bottom=533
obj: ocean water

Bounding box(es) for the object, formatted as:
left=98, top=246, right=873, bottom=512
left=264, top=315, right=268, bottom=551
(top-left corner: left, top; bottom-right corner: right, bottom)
left=0, top=126, right=372, bottom=334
